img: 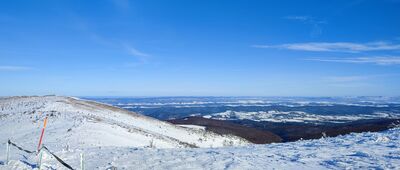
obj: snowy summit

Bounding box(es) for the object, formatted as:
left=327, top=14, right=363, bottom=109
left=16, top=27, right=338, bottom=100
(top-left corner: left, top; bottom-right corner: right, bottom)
left=0, top=96, right=249, bottom=149
left=0, top=96, right=399, bottom=169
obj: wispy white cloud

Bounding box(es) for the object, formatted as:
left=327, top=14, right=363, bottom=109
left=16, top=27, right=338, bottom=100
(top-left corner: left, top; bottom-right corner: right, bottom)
left=87, top=32, right=153, bottom=65
left=322, top=73, right=400, bottom=88
left=284, top=15, right=326, bottom=24
left=284, top=15, right=326, bottom=37
left=88, top=33, right=152, bottom=61
left=324, top=75, right=370, bottom=83
left=306, top=56, right=400, bottom=65
left=111, top=0, right=130, bottom=11
left=124, top=45, right=151, bottom=58
left=0, top=66, right=32, bottom=71
left=123, top=44, right=152, bottom=66
left=254, top=41, right=400, bottom=53
left=326, top=82, right=371, bottom=88
left=285, top=16, right=311, bottom=21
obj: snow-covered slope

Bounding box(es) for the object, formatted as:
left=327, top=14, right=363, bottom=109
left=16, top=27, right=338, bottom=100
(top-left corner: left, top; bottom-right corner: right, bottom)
left=0, top=96, right=249, bottom=151
left=2, top=128, right=399, bottom=169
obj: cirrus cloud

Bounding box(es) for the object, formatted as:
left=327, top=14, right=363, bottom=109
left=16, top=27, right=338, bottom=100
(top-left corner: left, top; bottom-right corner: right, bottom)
left=305, top=56, right=400, bottom=65
left=253, top=41, right=400, bottom=53
left=0, top=66, right=32, bottom=71
left=284, top=15, right=327, bottom=37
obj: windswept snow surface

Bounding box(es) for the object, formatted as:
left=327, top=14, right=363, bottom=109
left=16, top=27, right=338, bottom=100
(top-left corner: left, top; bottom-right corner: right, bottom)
left=0, top=96, right=249, bottom=150
left=1, top=129, right=399, bottom=169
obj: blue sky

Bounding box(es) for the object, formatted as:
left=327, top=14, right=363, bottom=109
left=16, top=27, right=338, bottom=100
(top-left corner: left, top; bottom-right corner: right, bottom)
left=1, top=0, right=400, bottom=96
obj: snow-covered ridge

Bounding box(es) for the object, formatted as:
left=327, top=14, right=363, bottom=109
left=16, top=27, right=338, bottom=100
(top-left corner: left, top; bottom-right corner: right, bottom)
left=0, top=96, right=249, bottom=150
left=3, top=127, right=399, bottom=169
left=205, top=110, right=400, bottom=124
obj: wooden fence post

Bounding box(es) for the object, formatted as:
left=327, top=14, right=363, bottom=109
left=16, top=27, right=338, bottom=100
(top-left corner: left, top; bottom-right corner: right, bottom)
left=38, top=149, right=43, bottom=170
left=80, top=153, right=85, bottom=170
left=6, top=140, right=10, bottom=165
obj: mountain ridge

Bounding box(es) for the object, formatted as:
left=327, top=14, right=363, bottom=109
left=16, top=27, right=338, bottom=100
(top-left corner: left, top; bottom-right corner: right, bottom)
left=0, top=96, right=249, bottom=150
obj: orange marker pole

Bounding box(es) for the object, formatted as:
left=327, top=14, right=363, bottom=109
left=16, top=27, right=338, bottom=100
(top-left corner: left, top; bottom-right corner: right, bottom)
left=37, top=116, right=48, bottom=151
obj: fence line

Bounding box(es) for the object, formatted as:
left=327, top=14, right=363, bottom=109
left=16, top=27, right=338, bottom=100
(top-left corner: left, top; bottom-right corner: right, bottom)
left=7, top=140, right=35, bottom=154
left=41, top=146, right=74, bottom=170
left=6, top=139, right=75, bottom=170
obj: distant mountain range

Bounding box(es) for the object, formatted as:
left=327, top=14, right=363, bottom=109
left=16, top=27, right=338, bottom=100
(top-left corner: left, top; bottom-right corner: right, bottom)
left=86, top=96, right=400, bottom=122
